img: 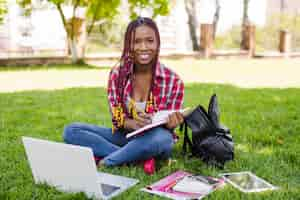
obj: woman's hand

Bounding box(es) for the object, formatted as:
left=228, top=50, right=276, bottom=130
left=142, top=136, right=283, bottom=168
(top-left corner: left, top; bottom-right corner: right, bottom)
left=124, top=112, right=152, bottom=131
left=165, top=112, right=184, bottom=130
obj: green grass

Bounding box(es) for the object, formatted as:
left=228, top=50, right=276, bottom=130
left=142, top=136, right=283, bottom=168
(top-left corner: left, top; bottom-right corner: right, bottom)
left=0, top=84, right=300, bottom=200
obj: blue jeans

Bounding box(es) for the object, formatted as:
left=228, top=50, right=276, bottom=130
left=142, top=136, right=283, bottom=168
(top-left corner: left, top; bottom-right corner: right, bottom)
left=63, top=122, right=174, bottom=166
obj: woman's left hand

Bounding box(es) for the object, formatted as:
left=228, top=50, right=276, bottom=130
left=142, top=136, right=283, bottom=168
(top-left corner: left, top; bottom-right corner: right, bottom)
left=165, top=112, right=184, bottom=130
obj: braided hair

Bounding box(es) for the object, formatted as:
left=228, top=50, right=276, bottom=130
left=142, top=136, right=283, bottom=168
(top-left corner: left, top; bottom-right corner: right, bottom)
left=116, top=17, right=161, bottom=111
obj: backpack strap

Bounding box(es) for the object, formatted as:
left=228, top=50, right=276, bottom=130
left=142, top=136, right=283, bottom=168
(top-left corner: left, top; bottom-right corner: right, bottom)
left=181, top=122, right=193, bottom=155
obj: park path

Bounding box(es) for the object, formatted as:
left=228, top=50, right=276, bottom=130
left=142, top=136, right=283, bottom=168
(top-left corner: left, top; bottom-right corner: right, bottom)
left=1, top=58, right=300, bottom=93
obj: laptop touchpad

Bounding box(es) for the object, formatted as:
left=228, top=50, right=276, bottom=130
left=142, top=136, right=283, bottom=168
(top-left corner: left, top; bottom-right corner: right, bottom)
left=100, top=183, right=120, bottom=196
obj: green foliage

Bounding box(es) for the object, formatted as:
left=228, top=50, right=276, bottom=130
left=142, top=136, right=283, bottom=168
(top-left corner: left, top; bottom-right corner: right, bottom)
left=86, top=0, right=120, bottom=23
left=85, top=0, right=171, bottom=52
left=214, top=26, right=242, bottom=49
left=17, top=0, right=32, bottom=7
left=215, top=13, right=300, bottom=51
left=86, top=0, right=120, bottom=35
left=16, top=0, right=32, bottom=16
left=0, top=0, right=7, bottom=22
left=128, top=0, right=170, bottom=19
left=15, top=0, right=171, bottom=53
left=17, top=0, right=121, bottom=36
left=50, top=0, right=64, bottom=4
left=50, top=0, right=86, bottom=6
left=255, top=14, right=300, bottom=51
left=87, top=15, right=127, bottom=52
left=0, top=81, right=300, bottom=199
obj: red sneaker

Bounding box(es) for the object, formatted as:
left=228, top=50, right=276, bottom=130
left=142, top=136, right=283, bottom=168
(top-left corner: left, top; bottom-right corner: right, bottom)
left=143, top=158, right=155, bottom=175
left=94, top=156, right=103, bottom=166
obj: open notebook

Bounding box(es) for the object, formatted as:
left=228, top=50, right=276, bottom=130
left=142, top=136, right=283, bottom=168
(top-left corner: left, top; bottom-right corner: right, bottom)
left=141, top=170, right=224, bottom=200
left=126, top=108, right=192, bottom=139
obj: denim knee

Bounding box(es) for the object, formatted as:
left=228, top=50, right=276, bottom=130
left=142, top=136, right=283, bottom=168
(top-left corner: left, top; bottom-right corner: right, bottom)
left=149, top=127, right=174, bottom=154
left=151, top=127, right=173, bottom=141
left=63, top=122, right=80, bottom=144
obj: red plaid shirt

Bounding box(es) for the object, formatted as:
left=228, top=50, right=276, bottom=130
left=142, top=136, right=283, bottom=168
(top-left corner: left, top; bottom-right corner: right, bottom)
left=107, top=61, right=184, bottom=131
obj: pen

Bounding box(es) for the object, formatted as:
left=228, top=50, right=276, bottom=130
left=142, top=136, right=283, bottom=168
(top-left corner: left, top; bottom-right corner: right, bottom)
left=146, top=186, right=153, bottom=190
left=161, top=178, right=181, bottom=192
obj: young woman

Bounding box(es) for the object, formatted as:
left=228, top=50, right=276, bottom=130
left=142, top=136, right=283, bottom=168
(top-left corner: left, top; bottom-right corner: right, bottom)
left=63, top=17, right=184, bottom=173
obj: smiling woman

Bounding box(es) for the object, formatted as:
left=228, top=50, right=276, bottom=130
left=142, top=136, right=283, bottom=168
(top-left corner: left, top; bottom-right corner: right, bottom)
left=63, top=17, right=184, bottom=174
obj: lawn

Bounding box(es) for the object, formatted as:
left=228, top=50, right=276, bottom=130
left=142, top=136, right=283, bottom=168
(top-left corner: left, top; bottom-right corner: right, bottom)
left=0, top=84, right=300, bottom=200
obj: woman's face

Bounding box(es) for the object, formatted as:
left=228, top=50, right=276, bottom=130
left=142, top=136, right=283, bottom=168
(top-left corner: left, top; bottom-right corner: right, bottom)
left=133, top=25, right=158, bottom=66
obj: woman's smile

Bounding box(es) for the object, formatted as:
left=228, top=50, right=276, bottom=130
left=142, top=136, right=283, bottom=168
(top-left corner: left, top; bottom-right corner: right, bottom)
left=137, top=52, right=151, bottom=62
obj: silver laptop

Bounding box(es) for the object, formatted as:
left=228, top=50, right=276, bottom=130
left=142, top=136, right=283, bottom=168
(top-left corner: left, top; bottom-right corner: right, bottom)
left=22, top=136, right=139, bottom=199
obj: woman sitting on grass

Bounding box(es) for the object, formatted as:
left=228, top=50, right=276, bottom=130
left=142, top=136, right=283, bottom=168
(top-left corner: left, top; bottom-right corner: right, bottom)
left=63, top=17, right=184, bottom=174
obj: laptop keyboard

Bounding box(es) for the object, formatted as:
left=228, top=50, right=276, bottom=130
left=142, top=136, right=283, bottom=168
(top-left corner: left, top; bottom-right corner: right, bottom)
left=100, top=183, right=120, bottom=196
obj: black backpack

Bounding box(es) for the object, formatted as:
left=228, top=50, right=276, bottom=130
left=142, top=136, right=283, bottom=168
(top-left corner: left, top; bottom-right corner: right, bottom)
left=181, top=94, right=234, bottom=168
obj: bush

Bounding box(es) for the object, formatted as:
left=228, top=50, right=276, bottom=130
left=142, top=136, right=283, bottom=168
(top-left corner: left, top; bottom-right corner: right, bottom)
left=214, top=26, right=241, bottom=49
left=86, top=15, right=127, bottom=53
left=214, top=14, right=300, bottom=52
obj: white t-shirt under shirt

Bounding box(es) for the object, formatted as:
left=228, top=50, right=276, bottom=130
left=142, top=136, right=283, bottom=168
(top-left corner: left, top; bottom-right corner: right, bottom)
left=126, top=98, right=147, bottom=113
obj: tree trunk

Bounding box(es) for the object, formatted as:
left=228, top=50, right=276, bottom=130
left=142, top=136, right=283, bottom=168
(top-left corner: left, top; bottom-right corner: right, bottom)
left=68, top=38, right=78, bottom=64
left=241, top=24, right=255, bottom=57
left=87, top=2, right=101, bottom=36
left=67, top=17, right=86, bottom=64
left=279, top=30, right=291, bottom=54
left=184, top=0, right=200, bottom=51
left=56, top=2, right=85, bottom=64
left=56, top=3, right=71, bottom=55
left=200, top=24, right=214, bottom=58
left=213, top=0, right=220, bottom=40
left=241, top=0, right=250, bottom=49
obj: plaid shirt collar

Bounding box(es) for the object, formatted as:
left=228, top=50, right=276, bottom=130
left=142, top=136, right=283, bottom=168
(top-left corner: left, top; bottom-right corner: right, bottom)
left=155, top=61, right=166, bottom=79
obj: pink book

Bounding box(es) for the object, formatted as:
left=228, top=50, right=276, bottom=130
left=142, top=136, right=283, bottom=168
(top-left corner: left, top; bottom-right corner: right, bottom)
left=141, top=170, right=225, bottom=200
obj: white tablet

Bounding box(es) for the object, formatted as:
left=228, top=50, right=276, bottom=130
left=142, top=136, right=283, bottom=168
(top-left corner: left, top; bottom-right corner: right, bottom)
left=220, top=171, right=278, bottom=193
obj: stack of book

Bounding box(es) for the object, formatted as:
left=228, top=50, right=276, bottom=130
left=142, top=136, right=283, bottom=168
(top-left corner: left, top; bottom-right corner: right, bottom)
left=142, top=171, right=225, bottom=200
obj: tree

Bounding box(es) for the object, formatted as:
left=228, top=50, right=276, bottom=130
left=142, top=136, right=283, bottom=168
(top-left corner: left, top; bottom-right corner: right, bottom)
left=242, top=0, right=250, bottom=26
left=241, top=0, right=251, bottom=50
left=0, top=0, right=7, bottom=23
left=49, top=0, right=84, bottom=63
left=280, top=0, right=286, bottom=25
left=184, top=0, right=200, bottom=51
left=86, top=1, right=120, bottom=36
left=212, top=0, right=220, bottom=40
left=19, top=0, right=171, bottom=63
left=128, top=0, right=170, bottom=19
left=17, top=0, right=120, bottom=63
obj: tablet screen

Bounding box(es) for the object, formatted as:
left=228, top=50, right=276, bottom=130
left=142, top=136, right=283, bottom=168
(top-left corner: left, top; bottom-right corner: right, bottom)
left=221, top=172, right=277, bottom=192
